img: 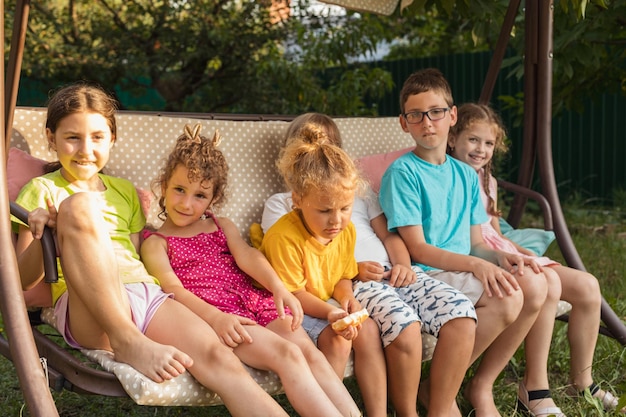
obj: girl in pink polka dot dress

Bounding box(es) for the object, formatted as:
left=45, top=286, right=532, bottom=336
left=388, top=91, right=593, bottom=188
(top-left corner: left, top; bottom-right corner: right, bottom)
left=141, top=124, right=361, bottom=417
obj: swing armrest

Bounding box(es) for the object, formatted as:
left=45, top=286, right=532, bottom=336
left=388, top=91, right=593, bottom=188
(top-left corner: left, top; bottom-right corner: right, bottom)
left=10, top=201, right=59, bottom=283
left=496, top=179, right=554, bottom=231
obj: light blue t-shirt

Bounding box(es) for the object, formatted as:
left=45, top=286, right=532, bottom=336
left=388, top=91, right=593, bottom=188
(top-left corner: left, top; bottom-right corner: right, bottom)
left=379, top=152, right=488, bottom=270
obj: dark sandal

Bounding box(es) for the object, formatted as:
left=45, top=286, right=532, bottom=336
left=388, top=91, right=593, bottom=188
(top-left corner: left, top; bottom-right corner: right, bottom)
left=518, top=383, right=566, bottom=417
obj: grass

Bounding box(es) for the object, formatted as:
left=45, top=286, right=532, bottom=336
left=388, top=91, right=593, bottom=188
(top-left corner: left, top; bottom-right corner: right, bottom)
left=1, top=201, right=625, bottom=416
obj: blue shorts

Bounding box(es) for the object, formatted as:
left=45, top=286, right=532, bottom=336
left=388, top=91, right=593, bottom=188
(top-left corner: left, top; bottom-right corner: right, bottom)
left=54, top=282, right=172, bottom=349
left=301, top=298, right=342, bottom=346
left=354, top=270, right=477, bottom=347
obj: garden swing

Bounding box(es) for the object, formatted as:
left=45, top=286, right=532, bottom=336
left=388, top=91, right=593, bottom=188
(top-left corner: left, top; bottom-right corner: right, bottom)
left=0, top=1, right=624, bottom=416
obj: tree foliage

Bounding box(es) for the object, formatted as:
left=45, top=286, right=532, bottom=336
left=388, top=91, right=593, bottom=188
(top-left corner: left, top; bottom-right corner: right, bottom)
left=3, top=0, right=624, bottom=115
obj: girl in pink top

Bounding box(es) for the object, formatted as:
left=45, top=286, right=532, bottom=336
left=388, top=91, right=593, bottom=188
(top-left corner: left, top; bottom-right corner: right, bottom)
left=141, top=124, right=360, bottom=417
left=448, top=103, right=622, bottom=414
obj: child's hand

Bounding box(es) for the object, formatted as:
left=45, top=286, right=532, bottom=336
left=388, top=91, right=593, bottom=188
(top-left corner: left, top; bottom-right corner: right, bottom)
left=273, top=288, right=303, bottom=331
left=212, top=312, right=256, bottom=349
left=472, top=258, right=520, bottom=298
left=356, top=261, right=385, bottom=282
left=328, top=308, right=359, bottom=340
left=27, top=199, right=57, bottom=240
left=341, top=296, right=363, bottom=315
left=386, top=264, right=417, bottom=287
left=496, top=251, right=542, bottom=275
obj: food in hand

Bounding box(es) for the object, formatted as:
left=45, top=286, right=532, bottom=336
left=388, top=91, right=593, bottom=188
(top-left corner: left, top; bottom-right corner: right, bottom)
left=331, top=308, right=369, bottom=331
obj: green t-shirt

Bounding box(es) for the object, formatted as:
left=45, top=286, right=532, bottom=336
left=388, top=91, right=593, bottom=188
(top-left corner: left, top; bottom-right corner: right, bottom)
left=14, top=170, right=156, bottom=305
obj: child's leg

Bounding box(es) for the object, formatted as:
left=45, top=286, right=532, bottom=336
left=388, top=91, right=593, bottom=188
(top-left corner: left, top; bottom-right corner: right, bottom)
left=519, top=267, right=562, bottom=410
left=427, top=318, right=475, bottom=417
left=316, top=322, right=353, bottom=378
left=234, top=323, right=349, bottom=417
left=268, top=318, right=361, bottom=417
left=145, top=299, right=288, bottom=417
left=354, top=280, right=422, bottom=417
left=552, top=265, right=602, bottom=389
left=467, top=267, right=547, bottom=416
left=56, top=193, right=191, bottom=382
left=351, top=318, right=388, bottom=417
left=384, top=323, right=422, bottom=417
left=405, top=276, right=476, bottom=417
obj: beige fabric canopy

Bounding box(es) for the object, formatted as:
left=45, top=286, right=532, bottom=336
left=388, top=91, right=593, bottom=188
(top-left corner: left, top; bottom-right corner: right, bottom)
left=315, top=0, right=414, bottom=15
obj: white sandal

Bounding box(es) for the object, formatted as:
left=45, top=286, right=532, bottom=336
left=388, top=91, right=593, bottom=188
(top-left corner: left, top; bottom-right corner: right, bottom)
left=569, top=382, right=625, bottom=413
left=518, top=382, right=567, bottom=417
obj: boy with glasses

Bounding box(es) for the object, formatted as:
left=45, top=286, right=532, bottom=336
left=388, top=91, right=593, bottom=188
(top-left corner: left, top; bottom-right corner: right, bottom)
left=379, top=68, right=563, bottom=417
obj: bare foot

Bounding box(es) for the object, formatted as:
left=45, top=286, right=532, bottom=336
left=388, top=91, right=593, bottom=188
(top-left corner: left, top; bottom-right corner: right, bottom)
left=111, top=334, right=193, bottom=383
left=464, top=379, right=501, bottom=417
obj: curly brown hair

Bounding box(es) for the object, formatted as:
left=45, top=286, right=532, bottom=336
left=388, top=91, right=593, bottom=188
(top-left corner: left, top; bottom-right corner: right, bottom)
left=153, top=124, right=228, bottom=221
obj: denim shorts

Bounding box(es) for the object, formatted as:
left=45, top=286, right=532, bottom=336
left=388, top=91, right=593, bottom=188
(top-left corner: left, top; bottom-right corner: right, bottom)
left=300, top=298, right=342, bottom=346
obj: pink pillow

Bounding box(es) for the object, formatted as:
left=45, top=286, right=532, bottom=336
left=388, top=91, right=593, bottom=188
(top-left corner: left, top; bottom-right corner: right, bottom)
left=355, top=147, right=412, bottom=193
left=136, top=188, right=153, bottom=218
left=7, top=147, right=47, bottom=201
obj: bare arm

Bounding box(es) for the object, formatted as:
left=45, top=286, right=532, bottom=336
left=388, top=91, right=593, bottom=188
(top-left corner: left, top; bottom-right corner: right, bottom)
left=398, top=223, right=520, bottom=298
left=15, top=225, right=45, bottom=290
left=220, top=216, right=303, bottom=328
left=15, top=201, right=58, bottom=290
left=490, top=215, right=536, bottom=256
left=370, top=213, right=416, bottom=287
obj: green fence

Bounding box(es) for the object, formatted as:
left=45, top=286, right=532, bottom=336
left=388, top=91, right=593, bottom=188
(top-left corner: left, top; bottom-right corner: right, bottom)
left=367, top=52, right=626, bottom=205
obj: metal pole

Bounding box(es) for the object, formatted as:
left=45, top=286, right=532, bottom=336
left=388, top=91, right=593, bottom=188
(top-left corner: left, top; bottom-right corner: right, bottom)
left=0, top=0, right=60, bottom=414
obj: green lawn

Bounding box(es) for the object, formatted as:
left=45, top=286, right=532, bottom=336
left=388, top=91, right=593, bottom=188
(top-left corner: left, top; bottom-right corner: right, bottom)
left=1, top=203, right=625, bottom=416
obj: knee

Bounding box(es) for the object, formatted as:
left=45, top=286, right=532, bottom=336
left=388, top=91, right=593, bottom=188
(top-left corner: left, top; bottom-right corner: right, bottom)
left=57, top=193, right=102, bottom=234
left=501, top=290, right=524, bottom=325
left=438, top=317, right=475, bottom=353
left=386, top=322, right=422, bottom=356
left=320, top=329, right=352, bottom=358
left=277, top=340, right=308, bottom=367
left=520, top=271, right=549, bottom=311
left=572, top=272, right=602, bottom=309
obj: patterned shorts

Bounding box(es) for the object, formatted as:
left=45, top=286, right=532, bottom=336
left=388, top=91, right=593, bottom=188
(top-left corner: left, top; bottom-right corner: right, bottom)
left=353, top=270, right=477, bottom=347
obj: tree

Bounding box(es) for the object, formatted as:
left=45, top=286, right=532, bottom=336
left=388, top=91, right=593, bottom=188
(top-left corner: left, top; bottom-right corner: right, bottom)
left=380, top=0, right=625, bottom=115
left=6, top=0, right=394, bottom=115
left=6, top=0, right=622, bottom=116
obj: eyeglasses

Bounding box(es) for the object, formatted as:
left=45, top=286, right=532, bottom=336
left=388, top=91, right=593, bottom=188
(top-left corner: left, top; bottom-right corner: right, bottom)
left=402, top=107, right=450, bottom=124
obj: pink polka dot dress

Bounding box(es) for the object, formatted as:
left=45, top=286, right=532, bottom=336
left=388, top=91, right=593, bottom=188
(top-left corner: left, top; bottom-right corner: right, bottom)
left=144, top=214, right=288, bottom=327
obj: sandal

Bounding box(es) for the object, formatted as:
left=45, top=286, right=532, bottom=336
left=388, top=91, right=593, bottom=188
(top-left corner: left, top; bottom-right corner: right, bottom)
left=567, top=382, right=625, bottom=413
left=518, top=382, right=567, bottom=417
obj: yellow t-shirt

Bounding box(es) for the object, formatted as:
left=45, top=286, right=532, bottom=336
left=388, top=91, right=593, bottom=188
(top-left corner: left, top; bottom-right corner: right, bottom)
left=14, top=170, right=157, bottom=306
left=260, top=210, right=358, bottom=301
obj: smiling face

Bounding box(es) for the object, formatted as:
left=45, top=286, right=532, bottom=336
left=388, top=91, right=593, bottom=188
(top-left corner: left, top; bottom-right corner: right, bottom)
left=448, top=121, right=496, bottom=172
left=293, top=185, right=355, bottom=245
left=399, top=90, right=457, bottom=164
left=162, top=165, right=214, bottom=228
left=46, top=111, right=115, bottom=191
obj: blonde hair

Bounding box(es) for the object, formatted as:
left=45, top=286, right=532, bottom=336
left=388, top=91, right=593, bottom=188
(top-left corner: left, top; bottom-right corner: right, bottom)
left=449, top=103, right=508, bottom=216
left=277, top=123, right=364, bottom=199
left=284, top=113, right=342, bottom=148
left=153, top=124, right=228, bottom=220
